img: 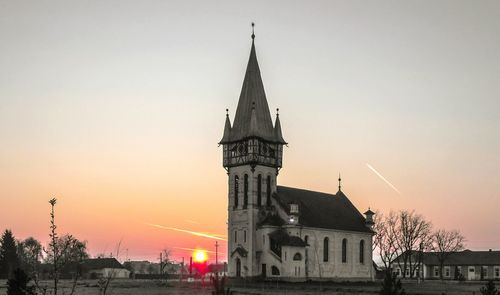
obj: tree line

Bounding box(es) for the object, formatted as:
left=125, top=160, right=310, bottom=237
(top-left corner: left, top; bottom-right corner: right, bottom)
left=1, top=198, right=89, bottom=295
left=373, top=209, right=465, bottom=280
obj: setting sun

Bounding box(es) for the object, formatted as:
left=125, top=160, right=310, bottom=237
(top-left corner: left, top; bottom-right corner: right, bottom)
left=193, top=250, right=208, bottom=263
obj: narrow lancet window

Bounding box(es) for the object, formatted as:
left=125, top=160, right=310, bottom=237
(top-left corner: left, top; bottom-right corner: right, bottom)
left=266, top=175, right=271, bottom=206
left=234, top=175, right=239, bottom=209
left=257, top=174, right=262, bottom=207
left=244, top=174, right=249, bottom=208
left=323, top=237, right=329, bottom=262
left=342, top=238, right=348, bottom=263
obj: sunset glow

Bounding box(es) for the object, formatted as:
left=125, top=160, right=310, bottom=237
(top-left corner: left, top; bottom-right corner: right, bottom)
left=193, top=250, right=208, bottom=263
left=0, top=0, right=499, bottom=264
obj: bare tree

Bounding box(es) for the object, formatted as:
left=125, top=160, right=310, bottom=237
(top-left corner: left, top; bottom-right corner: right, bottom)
left=373, top=211, right=400, bottom=270
left=394, top=210, right=432, bottom=278
left=48, top=198, right=59, bottom=295
left=160, top=248, right=172, bottom=276
left=430, top=229, right=465, bottom=279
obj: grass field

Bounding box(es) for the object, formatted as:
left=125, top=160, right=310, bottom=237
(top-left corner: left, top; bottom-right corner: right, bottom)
left=0, top=278, right=494, bottom=294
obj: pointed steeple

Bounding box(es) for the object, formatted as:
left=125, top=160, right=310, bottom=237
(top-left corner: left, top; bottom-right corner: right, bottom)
left=230, top=24, right=275, bottom=142
left=219, top=109, right=232, bottom=144
left=274, top=108, right=287, bottom=144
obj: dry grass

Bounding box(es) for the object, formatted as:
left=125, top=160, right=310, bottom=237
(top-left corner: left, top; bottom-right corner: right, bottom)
left=0, top=279, right=494, bottom=294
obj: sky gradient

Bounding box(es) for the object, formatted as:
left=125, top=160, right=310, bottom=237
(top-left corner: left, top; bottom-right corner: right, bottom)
left=1, top=0, right=499, bottom=263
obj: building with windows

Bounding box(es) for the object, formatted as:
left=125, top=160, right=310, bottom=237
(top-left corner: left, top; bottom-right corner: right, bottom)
left=219, top=28, right=375, bottom=281
left=392, top=250, right=500, bottom=281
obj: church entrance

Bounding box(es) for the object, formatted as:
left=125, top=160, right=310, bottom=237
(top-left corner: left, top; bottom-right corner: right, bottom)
left=236, top=258, right=241, bottom=277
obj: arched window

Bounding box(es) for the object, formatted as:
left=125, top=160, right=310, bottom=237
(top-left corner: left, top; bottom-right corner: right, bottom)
left=359, top=240, right=365, bottom=264
left=293, top=253, right=302, bottom=261
left=342, top=238, right=348, bottom=263
left=323, top=237, right=329, bottom=262
left=257, top=174, right=262, bottom=207
left=304, top=235, right=309, bottom=246
left=243, top=174, right=249, bottom=208
left=271, top=265, right=280, bottom=276
left=234, top=175, right=239, bottom=209
left=266, top=175, right=272, bottom=206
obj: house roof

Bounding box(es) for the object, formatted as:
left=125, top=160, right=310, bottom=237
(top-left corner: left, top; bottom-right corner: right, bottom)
left=395, top=250, right=500, bottom=266
left=274, top=186, right=373, bottom=234
left=269, top=229, right=307, bottom=247
left=82, top=258, right=125, bottom=270
left=426, top=250, right=500, bottom=266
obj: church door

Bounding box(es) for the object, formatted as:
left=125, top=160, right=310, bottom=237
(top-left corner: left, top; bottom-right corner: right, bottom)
left=236, top=258, right=241, bottom=277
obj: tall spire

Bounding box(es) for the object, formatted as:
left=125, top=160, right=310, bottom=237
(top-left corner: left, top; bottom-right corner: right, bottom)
left=229, top=23, right=276, bottom=142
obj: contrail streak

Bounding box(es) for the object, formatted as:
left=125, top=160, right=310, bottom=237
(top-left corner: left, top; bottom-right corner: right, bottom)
left=366, top=163, right=401, bottom=195
left=145, top=223, right=227, bottom=241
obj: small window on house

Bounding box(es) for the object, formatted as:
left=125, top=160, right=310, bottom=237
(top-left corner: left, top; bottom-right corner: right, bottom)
left=482, top=266, right=488, bottom=278
left=323, top=237, right=329, bottom=262
left=342, top=238, right=347, bottom=263
left=290, top=204, right=299, bottom=213
left=495, top=267, right=500, bottom=277
left=293, top=253, right=302, bottom=261
left=271, top=266, right=280, bottom=276
left=434, top=266, right=440, bottom=277
left=444, top=266, right=450, bottom=277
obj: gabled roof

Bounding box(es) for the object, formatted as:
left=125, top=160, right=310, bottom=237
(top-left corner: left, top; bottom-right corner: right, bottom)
left=274, top=186, right=373, bottom=234
left=81, top=258, right=125, bottom=270
left=231, top=246, right=248, bottom=258
left=269, top=229, right=307, bottom=247
left=258, top=214, right=286, bottom=227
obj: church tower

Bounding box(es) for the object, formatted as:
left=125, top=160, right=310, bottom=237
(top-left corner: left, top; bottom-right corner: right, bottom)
left=219, top=25, right=286, bottom=278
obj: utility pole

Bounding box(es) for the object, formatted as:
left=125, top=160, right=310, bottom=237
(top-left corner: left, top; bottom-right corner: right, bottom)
left=215, top=241, right=219, bottom=268
left=160, top=252, right=163, bottom=276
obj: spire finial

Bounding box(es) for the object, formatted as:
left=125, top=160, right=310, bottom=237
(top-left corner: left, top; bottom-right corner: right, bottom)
left=252, top=101, right=256, bottom=109
left=338, top=173, right=342, bottom=191
left=251, top=22, right=255, bottom=40
left=226, top=108, right=229, bottom=116
left=276, top=108, right=279, bottom=116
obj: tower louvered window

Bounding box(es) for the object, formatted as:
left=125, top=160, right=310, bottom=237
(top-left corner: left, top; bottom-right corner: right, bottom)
left=244, top=174, right=249, bottom=208
left=266, top=175, right=271, bottom=206
left=257, top=174, right=262, bottom=207
left=234, top=175, right=239, bottom=209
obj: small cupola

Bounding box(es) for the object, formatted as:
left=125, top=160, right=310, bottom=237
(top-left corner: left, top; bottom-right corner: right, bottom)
left=288, top=203, right=299, bottom=225
left=364, top=208, right=375, bottom=229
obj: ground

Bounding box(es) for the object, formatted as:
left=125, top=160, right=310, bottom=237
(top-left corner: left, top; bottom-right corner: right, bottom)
left=0, top=279, right=496, bottom=294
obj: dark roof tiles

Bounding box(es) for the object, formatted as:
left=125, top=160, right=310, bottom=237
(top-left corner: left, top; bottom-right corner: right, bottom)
left=274, top=186, right=373, bottom=234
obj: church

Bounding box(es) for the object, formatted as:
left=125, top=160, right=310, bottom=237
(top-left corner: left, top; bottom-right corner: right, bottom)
left=219, top=28, right=375, bottom=281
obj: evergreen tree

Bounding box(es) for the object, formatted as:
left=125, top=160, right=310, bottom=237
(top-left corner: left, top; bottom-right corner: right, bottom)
left=0, top=230, right=20, bottom=279
left=6, top=268, right=36, bottom=295
left=480, top=280, right=500, bottom=295
left=379, top=271, right=406, bottom=295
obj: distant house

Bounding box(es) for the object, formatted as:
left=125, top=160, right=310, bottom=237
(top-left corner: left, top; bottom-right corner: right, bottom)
left=392, top=250, right=500, bottom=280
left=81, top=258, right=130, bottom=279
left=207, top=263, right=228, bottom=277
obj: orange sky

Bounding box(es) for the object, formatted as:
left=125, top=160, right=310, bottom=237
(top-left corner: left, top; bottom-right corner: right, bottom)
left=1, top=1, right=499, bottom=263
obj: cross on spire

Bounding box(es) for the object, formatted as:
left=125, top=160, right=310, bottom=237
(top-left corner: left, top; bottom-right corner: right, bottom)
left=338, top=173, right=342, bottom=191
left=251, top=22, right=255, bottom=40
